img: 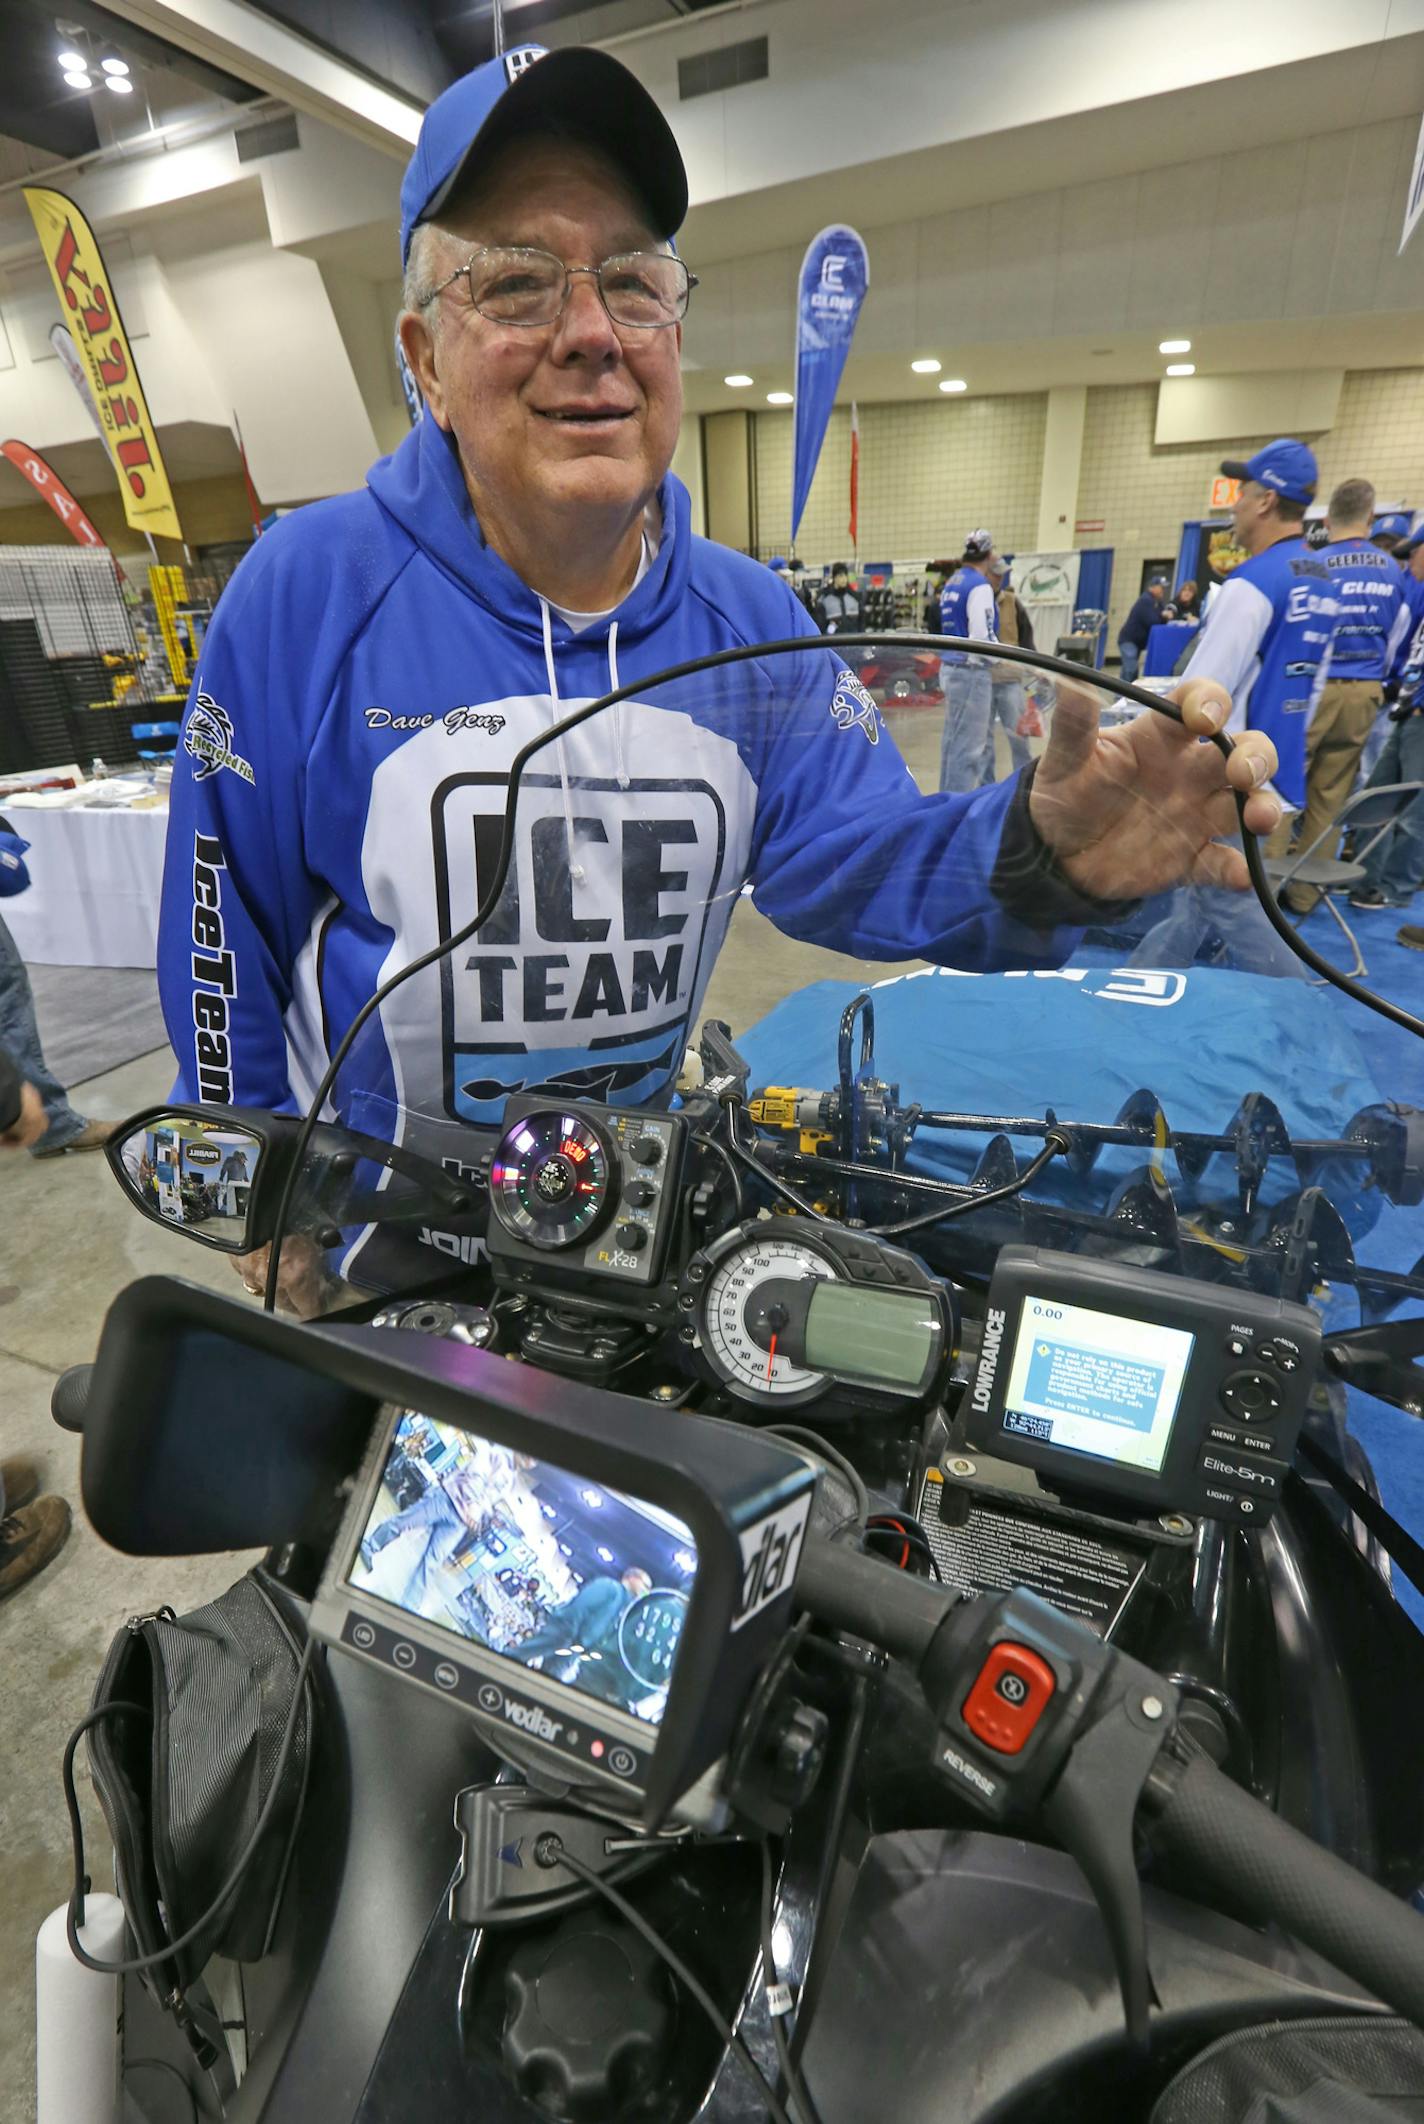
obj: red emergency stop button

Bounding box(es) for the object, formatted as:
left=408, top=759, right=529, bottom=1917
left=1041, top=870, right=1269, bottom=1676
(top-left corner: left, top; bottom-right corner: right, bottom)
left=961, top=1642, right=1056, bottom=1755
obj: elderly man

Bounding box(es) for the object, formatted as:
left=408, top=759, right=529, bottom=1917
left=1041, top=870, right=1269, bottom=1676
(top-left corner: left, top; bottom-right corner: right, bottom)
left=157, top=45, right=1278, bottom=1242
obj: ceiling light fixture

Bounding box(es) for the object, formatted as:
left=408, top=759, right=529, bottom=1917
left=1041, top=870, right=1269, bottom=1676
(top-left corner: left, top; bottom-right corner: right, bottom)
left=1165, top=362, right=1196, bottom=377
left=723, top=372, right=753, bottom=387
left=58, top=48, right=86, bottom=69
left=105, top=74, right=134, bottom=93
left=910, top=357, right=941, bottom=374
left=1159, top=338, right=1192, bottom=355
left=766, top=390, right=793, bottom=405
left=100, top=54, right=130, bottom=75
left=938, top=378, right=967, bottom=394
left=62, top=69, right=93, bottom=89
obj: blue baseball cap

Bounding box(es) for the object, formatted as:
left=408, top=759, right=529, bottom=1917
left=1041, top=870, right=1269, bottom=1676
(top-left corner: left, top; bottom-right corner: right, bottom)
left=1220, top=438, right=1318, bottom=507
left=399, top=45, right=688, bottom=268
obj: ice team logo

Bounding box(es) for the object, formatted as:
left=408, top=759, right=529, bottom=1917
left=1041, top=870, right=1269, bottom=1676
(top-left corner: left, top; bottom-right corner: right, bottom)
left=185, top=692, right=254, bottom=785
left=830, top=674, right=879, bottom=745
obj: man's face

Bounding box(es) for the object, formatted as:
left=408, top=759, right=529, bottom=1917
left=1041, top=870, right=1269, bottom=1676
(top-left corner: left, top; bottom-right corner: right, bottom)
left=1410, top=547, right=1424, bottom=581
left=404, top=137, right=683, bottom=537
left=1229, top=480, right=1276, bottom=551
left=1149, top=582, right=1165, bottom=600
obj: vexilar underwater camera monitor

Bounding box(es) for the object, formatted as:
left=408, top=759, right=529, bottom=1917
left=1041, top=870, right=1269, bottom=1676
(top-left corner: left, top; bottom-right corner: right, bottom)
left=80, top=1277, right=817, bottom=1828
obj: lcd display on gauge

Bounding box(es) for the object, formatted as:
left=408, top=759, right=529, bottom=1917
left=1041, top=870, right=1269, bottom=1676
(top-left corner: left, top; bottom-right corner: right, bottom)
left=799, top=1282, right=941, bottom=1390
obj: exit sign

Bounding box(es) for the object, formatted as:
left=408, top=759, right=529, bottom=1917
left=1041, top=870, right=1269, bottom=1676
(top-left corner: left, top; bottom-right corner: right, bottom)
left=1209, top=475, right=1240, bottom=510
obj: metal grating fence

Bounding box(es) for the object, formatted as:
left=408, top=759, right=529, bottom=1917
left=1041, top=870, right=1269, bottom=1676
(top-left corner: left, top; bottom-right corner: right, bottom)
left=0, top=547, right=199, bottom=777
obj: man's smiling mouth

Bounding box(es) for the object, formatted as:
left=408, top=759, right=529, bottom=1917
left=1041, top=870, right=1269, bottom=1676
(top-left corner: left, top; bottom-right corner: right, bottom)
left=535, top=407, right=637, bottom=424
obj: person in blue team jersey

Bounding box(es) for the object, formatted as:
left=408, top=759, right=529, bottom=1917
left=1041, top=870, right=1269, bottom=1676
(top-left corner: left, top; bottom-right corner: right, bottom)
left=1131, top=439, right=1337, bottom=976
left=1284, top=479, right=1411, bottom=911
left=937, top=529, right=1001, bottom=790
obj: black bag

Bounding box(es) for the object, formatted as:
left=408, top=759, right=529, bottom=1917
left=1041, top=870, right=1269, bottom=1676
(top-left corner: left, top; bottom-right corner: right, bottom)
left=1150, top=2014, right=1424, bottom=2121
left=84, top=1569, right=314, bottom=1998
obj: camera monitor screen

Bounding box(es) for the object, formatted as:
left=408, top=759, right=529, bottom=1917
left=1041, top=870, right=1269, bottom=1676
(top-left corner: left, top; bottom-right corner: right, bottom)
left=999, top=1295, right=1195, bottom=1476
left=347, top=1411, right=696, bottom=1728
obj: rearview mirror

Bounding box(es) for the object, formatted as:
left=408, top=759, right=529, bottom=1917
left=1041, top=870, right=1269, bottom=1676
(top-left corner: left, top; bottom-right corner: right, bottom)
left=105, top=1103, right=485, bottom=1258
left=108, top=1110, right=271, bottom=1253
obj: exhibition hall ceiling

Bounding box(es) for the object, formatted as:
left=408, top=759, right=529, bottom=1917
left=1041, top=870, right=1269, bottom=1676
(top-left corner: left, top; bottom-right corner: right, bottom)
left=0, top=0, right=257, bottom=165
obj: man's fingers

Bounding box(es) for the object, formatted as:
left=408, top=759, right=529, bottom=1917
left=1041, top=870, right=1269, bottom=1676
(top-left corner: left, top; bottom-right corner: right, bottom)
left=1223, top=732, right=1278, bottom=791
left=1037, top=682, right=1100, bottom=781
left=1192, top=839, right=1252, bottom=892
left=1240, top=789, right=1284, bottom=838
left=1171, top=678, right=1233, bottom=737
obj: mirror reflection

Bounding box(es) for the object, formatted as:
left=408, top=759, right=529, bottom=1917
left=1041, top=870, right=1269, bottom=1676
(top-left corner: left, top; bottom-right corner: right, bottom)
left=115, top=1114, right=262, bottom=1248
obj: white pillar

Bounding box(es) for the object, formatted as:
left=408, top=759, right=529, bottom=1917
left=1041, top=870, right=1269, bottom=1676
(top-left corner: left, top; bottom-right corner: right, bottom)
left=1036, top=385, right=1087, bottom=550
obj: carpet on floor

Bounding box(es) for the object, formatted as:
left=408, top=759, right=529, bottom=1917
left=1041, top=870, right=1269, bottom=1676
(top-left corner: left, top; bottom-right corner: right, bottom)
left=28, top=962, right=170, bottom=1092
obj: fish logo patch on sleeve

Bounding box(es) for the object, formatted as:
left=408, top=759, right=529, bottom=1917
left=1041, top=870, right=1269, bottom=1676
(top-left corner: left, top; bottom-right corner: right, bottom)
left=185, top=692, right=255, bottom=785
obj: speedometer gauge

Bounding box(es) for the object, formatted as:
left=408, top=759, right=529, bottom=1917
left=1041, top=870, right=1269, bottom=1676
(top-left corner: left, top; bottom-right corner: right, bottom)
left=684, top=1220, right=955, bottom=1414
left=489, top=1110, right=614, bottom=1250
left=697, top=1228, right=841, bottom=1404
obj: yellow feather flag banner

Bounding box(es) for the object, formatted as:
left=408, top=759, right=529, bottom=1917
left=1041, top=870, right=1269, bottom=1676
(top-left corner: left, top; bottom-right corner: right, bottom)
left=23, top=186, right=182, bottom=543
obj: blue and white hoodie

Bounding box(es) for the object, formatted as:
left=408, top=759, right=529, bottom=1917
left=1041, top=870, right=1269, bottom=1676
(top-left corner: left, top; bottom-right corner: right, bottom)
left=159, top=416, right=1084, bottom=1156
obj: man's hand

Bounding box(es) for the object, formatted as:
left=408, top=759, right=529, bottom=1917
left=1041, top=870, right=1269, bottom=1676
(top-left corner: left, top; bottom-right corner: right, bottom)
left=232, top=1235, right=337, bottom=1319
left=1, top=1080, right=48, bottom=1149
left=1027, top=677, right=1281, bottom=902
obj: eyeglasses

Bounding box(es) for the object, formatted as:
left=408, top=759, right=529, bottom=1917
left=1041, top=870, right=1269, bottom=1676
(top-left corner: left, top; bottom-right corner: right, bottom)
left=427, top=246, right=697, bottom=330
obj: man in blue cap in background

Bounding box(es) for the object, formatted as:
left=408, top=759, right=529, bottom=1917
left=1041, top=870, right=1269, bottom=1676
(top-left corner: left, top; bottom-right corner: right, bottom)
left=1131, top=439, right=1337, bottom=974
left=155, top=41, right=1281, bottom=1307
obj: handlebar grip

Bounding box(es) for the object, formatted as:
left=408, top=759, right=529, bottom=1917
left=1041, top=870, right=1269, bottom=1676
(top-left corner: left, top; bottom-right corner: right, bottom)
left=794, top=1538, right=960, bottom=1663
left=1152, top=1745, right=1424, bottom=2025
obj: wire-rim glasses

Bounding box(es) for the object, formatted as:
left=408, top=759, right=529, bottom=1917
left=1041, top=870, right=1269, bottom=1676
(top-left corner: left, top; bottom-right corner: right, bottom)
left=428, top=246, right=696, bottom=329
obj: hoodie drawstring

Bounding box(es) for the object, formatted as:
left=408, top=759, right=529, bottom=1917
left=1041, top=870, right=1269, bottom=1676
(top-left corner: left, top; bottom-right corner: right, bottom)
left=539, top=597, right=627, bottom=882
left=608, top=620, right=630, bottom=789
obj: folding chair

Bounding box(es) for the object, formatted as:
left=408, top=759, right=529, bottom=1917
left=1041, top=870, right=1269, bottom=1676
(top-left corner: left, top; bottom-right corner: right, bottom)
left=1264, top=779, right=1424, bottom=979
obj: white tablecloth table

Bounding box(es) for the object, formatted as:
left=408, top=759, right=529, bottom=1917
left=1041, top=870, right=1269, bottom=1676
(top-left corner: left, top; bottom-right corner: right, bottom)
left=2, top=801, right=169, bottom=969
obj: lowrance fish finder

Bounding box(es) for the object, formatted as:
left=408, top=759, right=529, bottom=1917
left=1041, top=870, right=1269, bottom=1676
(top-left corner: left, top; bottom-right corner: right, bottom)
left=963, top=1246, right=1319, bottom=1526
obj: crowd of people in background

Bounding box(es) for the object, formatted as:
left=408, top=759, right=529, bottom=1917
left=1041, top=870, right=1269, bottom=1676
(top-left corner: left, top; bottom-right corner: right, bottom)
left=787, top=443, right=1424, bottom=949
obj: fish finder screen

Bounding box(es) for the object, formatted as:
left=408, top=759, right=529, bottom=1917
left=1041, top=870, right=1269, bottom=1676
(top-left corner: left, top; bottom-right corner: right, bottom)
left=1000, top=1297, right=1194, bottom=1475
left=348, top=1411, right=696, bottom=1726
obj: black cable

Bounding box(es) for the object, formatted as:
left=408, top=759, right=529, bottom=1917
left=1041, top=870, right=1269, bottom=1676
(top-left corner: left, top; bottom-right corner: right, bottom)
left=541, top=1838, right=796, bottom=2124
left=759, top=1840, right=827, bottom=2124
left=64, top=1640, right=317, bottom=1977
left=724, top=1105, right=834, bottom=1224
left=864, top=1518, right=942, bottom=1580
left=698, top=1128, right=747, bottom=1220
left=869, top=1130, right=1070, bottom=1238
left=764, top=1425, right=869, bottom=1538
left=262, top=629, right=1417, bottom=1303
left=123, top=2055, right=200, bottom=2124
left=787, top=1671, right=870, bottom=2072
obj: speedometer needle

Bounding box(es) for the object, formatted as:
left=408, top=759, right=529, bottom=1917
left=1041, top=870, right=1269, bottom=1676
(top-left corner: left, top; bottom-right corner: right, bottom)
left=765, top=1333, right=777, bottom=1383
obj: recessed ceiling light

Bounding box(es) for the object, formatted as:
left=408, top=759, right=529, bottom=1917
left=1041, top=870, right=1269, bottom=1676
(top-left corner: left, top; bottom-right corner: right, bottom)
left=62, top=69, right=92, bottom=89
left=911, top=357, right=942, bottom=374
left=58, top=48, right=85, bottom=69
left=723, top=373, right=753, bottom=387
left=1165, top=362, right=1195, bottom=377
left=105, top=73, right=133, bottom=92
left=101, top=55, right=130, bottom=76
left=938, top=378, right=968, bottom=394
left=1159, top=338, right=1192, bottom=355
left=766, top=390, right=793, bottom=405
